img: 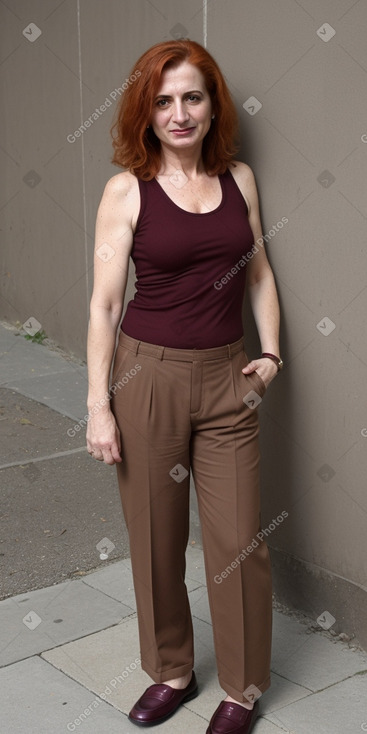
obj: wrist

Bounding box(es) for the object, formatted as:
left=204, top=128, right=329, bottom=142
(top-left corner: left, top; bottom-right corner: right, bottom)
left=261, top=352, right=283, bottom=372
left=87, top=391, right=112, bottom=413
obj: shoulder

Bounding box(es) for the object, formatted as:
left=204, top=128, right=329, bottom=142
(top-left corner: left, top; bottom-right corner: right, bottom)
left=102, top=170, right=139, bottom=200
left=98, top=170, right=140, bottom=228
left=228, top=160, right=257, bottom=190
left=227, top=160, right=258, bottom=215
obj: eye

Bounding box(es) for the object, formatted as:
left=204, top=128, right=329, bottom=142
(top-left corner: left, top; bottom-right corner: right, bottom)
left=156, top=99, right=169, bottom=107
left=187, top=94, right=201, bottom=102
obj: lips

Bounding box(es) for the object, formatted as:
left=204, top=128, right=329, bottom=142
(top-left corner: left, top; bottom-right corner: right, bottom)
left=170, top=127, right=195, bottom=133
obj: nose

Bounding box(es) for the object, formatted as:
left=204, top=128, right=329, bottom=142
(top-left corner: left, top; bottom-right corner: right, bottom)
left=172, top=99, right=190, bottom=125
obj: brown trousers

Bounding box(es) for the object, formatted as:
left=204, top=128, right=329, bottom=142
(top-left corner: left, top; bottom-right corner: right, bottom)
left=110, top=330, right=272, bottom=703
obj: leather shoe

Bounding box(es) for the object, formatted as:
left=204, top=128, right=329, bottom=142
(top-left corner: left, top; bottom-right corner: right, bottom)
left=128, top=671, right=198, bottom=726
left=206, top=699, right=259, bottom=733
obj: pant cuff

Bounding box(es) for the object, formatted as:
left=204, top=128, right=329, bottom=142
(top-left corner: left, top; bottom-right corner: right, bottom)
left=218, top=674, right=271, bottom=703
left=141, top=658, right=194, bottom=684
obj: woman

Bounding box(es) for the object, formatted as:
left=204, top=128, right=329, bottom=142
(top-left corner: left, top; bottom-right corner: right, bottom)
left=86, top=40, right=282, bottom=734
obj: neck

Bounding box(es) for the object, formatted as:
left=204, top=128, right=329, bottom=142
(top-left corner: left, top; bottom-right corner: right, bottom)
left=157, top=143, right=206, bottom=179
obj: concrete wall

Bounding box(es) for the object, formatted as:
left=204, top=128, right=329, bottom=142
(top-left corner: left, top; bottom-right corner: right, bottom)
left=1, top=1, right=367, bottom=645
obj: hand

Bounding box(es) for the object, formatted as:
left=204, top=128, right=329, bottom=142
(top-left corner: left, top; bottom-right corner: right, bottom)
left=86, top=409, right=122, bottom=465
left=242, top=357, right=278, bottom=389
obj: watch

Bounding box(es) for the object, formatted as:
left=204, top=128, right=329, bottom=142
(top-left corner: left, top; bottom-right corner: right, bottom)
left=261, top=352, right=284, bottom=372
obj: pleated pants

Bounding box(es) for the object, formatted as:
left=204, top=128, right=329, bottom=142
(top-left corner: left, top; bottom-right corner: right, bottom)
left=110, top=329, right=272, bottom=703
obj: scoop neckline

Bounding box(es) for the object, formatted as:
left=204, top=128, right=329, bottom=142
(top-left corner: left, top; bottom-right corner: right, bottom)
left=152, top=171, right=226, bottom=216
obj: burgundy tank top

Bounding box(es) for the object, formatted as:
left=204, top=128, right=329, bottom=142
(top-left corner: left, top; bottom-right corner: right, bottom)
left=121, top=168, right=255, bottom=348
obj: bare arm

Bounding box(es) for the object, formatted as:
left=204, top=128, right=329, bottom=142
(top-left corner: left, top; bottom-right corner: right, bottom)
left=231, top=162, right=281, bottom=386
left=86, top=173, right=135, bottom=464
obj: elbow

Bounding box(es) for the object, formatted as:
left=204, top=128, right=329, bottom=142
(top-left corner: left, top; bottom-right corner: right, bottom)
left=89, top=298, right=123, bottom=324
left=247, top=265, right=274, bottom=288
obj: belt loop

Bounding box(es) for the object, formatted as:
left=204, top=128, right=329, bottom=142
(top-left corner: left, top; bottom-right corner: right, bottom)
left=227, top=343, right=231, bottom=358
left=135, top=340, right=141, bottom=357
left=160, top=346, right=165, bottom=360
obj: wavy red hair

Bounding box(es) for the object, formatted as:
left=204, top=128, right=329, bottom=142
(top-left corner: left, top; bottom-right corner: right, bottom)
left=111, top=40, right=239, bottom=180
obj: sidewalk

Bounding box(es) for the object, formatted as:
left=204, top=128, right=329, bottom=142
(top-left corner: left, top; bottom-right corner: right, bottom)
left=1, top=322, right=366, bottom=734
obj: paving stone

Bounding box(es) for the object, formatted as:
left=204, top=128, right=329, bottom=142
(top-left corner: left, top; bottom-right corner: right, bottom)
left=260, top=671, right=311, bottom=713
left=42, top=615, right=211, bottom=733
left=189, top=584, right=212, bottom=624
left=0, top=579, right=132, bottom=666
left=265, top=671, right=367, bottom=734
left=0, top=326, right=88, bottom=421
left=0, top=655, right=132, bottom=734
left=81, top=559, right=137, bottom=608
left=271, top=610, right=367, bottom=690
left=0, top=332, right=75, bottom=383
left=7, top=370, right=88, bottom=422
left=185, top=545, right=209, bottom=586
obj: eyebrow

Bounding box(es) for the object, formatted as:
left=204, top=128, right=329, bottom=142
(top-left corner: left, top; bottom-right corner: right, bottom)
left=154, top=89, right=204, bottom=100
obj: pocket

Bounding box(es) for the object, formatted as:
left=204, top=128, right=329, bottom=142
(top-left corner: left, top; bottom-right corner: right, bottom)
left=111, top=345, right=131, bottom=385
left=238, top=351, right=267, bottom=399
left=251, top=369, right=267, bottom=397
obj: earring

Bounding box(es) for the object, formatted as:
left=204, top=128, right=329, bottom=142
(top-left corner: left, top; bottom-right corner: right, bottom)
left=211, top=114, right=215, bottom=119
left=146, top=124, right=150, bottom=128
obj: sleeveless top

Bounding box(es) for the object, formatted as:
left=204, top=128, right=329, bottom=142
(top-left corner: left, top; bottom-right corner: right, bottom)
left=120, top=167, right=255, bottom=348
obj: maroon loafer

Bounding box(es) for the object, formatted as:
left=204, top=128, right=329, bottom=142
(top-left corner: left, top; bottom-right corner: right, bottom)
left=128, top=671, right=198, bottom=727
left=206, top=699, right=259, bottom=734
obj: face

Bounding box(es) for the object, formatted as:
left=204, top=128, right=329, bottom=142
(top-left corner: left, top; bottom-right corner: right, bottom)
left=150, top=61, right=213, bottom=151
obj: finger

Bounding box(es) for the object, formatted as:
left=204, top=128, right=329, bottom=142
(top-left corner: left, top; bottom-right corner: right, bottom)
left=109, top=431, right=122, bottom=463
left=111, top=441, right=122, bottom=463
left=87, top=446, right=104, bottom=460
left=101, top=448, right=116, bottom=466
left=242, top=360, right=258, bottom=374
